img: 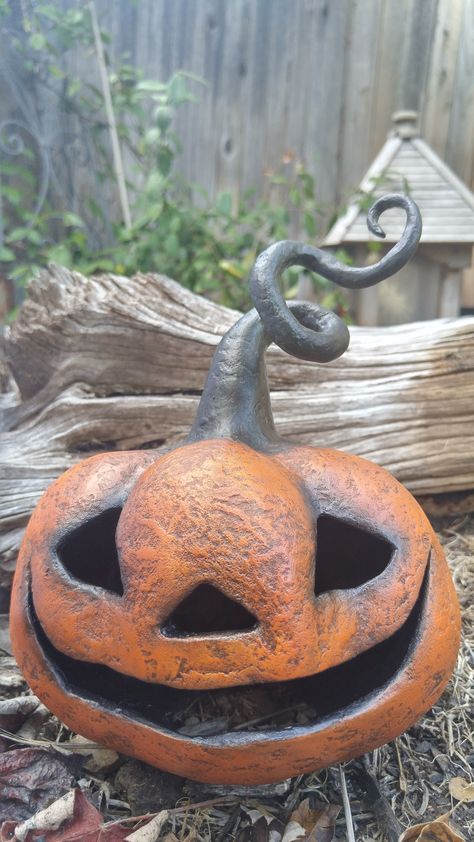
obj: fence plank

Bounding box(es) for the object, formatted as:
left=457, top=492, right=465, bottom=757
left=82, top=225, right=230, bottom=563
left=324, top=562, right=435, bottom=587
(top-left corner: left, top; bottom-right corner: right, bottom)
left=423, top=0, right=464, bottom=158
left=444, top=0, right=474, bottom=186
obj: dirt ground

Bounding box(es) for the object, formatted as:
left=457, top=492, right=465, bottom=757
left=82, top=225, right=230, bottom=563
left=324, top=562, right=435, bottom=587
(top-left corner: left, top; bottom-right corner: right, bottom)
left=0, top=511, right=472, bottom=841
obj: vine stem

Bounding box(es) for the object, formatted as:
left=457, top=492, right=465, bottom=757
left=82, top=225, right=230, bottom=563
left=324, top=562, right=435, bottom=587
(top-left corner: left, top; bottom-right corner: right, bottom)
left=88, top=0, right=132, bottom=230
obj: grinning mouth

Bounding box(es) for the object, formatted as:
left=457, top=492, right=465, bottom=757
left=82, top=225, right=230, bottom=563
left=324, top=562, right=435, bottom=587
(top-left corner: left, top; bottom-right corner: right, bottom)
left=28, top=566, right=428, bottom=741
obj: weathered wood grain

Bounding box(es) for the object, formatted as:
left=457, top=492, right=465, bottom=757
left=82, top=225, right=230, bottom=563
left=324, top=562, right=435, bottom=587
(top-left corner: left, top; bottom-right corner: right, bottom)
left=1, top=265, right=473, bottom=585
left=26, top=0, right=469, bottom=223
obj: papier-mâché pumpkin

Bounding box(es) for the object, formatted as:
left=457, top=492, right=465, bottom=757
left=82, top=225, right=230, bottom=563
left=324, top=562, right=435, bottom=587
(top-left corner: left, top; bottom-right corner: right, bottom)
left=10, top=195, right=461, bottom=784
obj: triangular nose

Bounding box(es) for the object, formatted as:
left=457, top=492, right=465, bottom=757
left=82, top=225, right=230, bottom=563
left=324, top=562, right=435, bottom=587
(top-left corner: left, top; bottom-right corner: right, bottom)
left=161, top=583, right=258, bottom=637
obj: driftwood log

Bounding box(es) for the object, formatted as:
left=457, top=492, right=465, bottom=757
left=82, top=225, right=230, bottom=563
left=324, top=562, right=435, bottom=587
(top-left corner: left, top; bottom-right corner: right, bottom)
left=1, top=264, right=474, bottom=586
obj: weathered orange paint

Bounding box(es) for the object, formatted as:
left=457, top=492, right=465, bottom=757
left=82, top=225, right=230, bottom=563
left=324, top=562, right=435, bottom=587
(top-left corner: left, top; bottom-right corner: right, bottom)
left=26, top=441, right=431, bottom=687
left=10, top=439, right=460, bottom=784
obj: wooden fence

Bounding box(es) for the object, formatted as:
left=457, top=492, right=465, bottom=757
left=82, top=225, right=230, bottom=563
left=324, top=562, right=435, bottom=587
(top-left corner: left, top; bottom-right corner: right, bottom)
left=93, top=0, right=474, bottom=212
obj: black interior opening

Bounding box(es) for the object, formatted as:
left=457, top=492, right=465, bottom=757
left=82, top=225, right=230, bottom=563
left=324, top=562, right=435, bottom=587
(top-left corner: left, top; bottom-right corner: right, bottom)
left=314, top=515, right=394, bottom=595
left=162, top=583, right=258, bottom=637
left=29, top=563, right=427, bottom=736
left=57, top=507, right=124, bottom=596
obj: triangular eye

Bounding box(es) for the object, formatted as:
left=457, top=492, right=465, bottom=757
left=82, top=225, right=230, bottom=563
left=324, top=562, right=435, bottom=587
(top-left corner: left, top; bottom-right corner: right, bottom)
left=57, top=508, right=124, bottom=596
left=314, top=514, right=393, bottom=595
left=162, top=583, right=258, bottom=637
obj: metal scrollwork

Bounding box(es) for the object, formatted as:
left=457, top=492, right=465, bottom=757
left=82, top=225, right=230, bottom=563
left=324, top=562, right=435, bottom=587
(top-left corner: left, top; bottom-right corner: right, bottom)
left=0, top=119, right=51, bottom=229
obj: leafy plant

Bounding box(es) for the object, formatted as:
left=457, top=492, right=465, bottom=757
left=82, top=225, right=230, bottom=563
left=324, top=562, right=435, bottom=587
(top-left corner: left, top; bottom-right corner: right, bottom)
left=0, top=0, right=348, bottom=317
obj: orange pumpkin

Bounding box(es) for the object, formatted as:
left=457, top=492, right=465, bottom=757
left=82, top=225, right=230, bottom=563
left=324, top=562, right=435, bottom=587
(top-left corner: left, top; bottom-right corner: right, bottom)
left=11, top=195, right=460, bottom=784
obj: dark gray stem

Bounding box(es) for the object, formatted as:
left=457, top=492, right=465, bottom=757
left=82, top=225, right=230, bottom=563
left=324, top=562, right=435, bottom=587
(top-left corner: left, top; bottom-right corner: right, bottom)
left=249, top=194, right=421, bottom=360
left=188, top=194, right=421, bottom=450
left=187, top=303, right=348, bottom=451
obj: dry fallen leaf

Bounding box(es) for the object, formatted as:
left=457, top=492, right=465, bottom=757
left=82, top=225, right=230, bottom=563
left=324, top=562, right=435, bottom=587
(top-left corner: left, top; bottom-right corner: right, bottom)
left=4, top=789, right=76, bottom=841
left=306, top=805, right=340, bottom=842
left=124, top=810, right=169, bottom=841
left=0, top=615, right=12, bottom=655
left=237, top=807, right=282, bottom=842
left=0, top=788, right=168, bottom=841
left=0, top=697, right=40, bottom=735
left=40, top=788, right=129, bottom=840
left=68, top=735, right=119, bottom=775
left=290, top=799, right=321, bottom=832
left=448, top=777, right=474, bottom=803
left=281, top=821, right=306, bottom=842
left=0, top=747, right=82, bottom=822
left=0, top=657, right=25, bottom=690
left=15, top=704, right=50, bottom=742
left=281, top=801, right=339, bottom=842
left=399, top=817, right=466, bottom=842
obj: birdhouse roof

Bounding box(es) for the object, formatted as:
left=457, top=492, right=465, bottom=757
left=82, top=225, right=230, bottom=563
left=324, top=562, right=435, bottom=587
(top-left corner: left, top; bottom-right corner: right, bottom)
left=324, top=112, right=474, bottom=246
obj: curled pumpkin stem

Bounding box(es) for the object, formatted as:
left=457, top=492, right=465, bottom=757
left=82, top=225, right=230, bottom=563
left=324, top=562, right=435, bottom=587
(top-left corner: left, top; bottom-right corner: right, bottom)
left=189, top=193, right=421, bottom=450
left=249, top=193, right=421, bottom=362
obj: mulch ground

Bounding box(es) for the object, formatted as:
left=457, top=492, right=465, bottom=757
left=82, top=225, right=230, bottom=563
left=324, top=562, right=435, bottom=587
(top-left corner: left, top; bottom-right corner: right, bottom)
left=0, top=510, right=472, bottom=841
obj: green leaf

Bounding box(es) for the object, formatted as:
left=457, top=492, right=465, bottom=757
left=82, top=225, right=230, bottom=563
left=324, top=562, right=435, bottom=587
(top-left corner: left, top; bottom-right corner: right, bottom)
left=46, top=243, right=72, bottom=266
left=289, top=187, right=301, bottom=206
left=269, top=175, right=287, bottom=185
left=156, top=145, right=173, bottom=177
left=0, top=162, right=33, bottom=181
left=6, top=227, right=42, bottom=245
left=69, top=10, right=84, bottom=25
left=298, top=171, right=315, bottom=199
left=136, top=79, right=168, bottom=93
left=145, top=170, right=164, bottom=195
left=29, top=31, right=47, bottom=51
left=67, top=79, right=81, bottom=97
left=169, top=215, right=181, bottom=233
left=145, top=127, right=161, bottom=146
left=155, top=106, right=173, bottom=132
left=0, top=185, right=22, bottom=204
left=219, top=259, right=245, bottom=279
left=37, top=5, right=62, bottom=22
left=304, top=212, right=317, bottom=238
left=215, top=192, right=232, bottom=217
left=0, top=246, right=15, bottom=261
left=4, top=305, right=19, bottom=322
left=6, top=227, right=29, bottom=243
left=168, top=73, right=189, bottom=105
left=335, top=248, right=353, bottom=266
left=284, top=282, right=300, bottom=299
left=367, top=240, right=382, bottom=254
left=48, top=63, right=65, bottom=79
left=63, top=212, right=85, bottom=228
left=87, top=198, right=106, bottom=221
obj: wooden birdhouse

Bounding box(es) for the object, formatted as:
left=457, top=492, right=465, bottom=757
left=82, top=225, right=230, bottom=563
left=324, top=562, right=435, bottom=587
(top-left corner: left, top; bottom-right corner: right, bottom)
left=324, top=112, right=474, bottom=325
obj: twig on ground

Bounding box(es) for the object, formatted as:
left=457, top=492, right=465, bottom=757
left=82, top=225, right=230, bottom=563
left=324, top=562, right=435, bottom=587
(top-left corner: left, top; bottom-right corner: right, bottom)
left=214, top=805, right=242, bottom=842
left=104, top=796, right=240, bottom=828
left=354, top=757, right=402, bottom=842
left=339, top=764, right=356, bottom=842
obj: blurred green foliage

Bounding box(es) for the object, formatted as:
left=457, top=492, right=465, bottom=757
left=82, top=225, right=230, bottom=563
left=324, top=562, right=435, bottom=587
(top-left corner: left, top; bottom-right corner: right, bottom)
left=0, top=1, right=350, bottom=315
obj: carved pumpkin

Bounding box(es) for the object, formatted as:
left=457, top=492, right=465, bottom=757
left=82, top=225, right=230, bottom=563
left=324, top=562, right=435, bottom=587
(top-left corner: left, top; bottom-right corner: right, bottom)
left=11, top=195, right=460, bottom=784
